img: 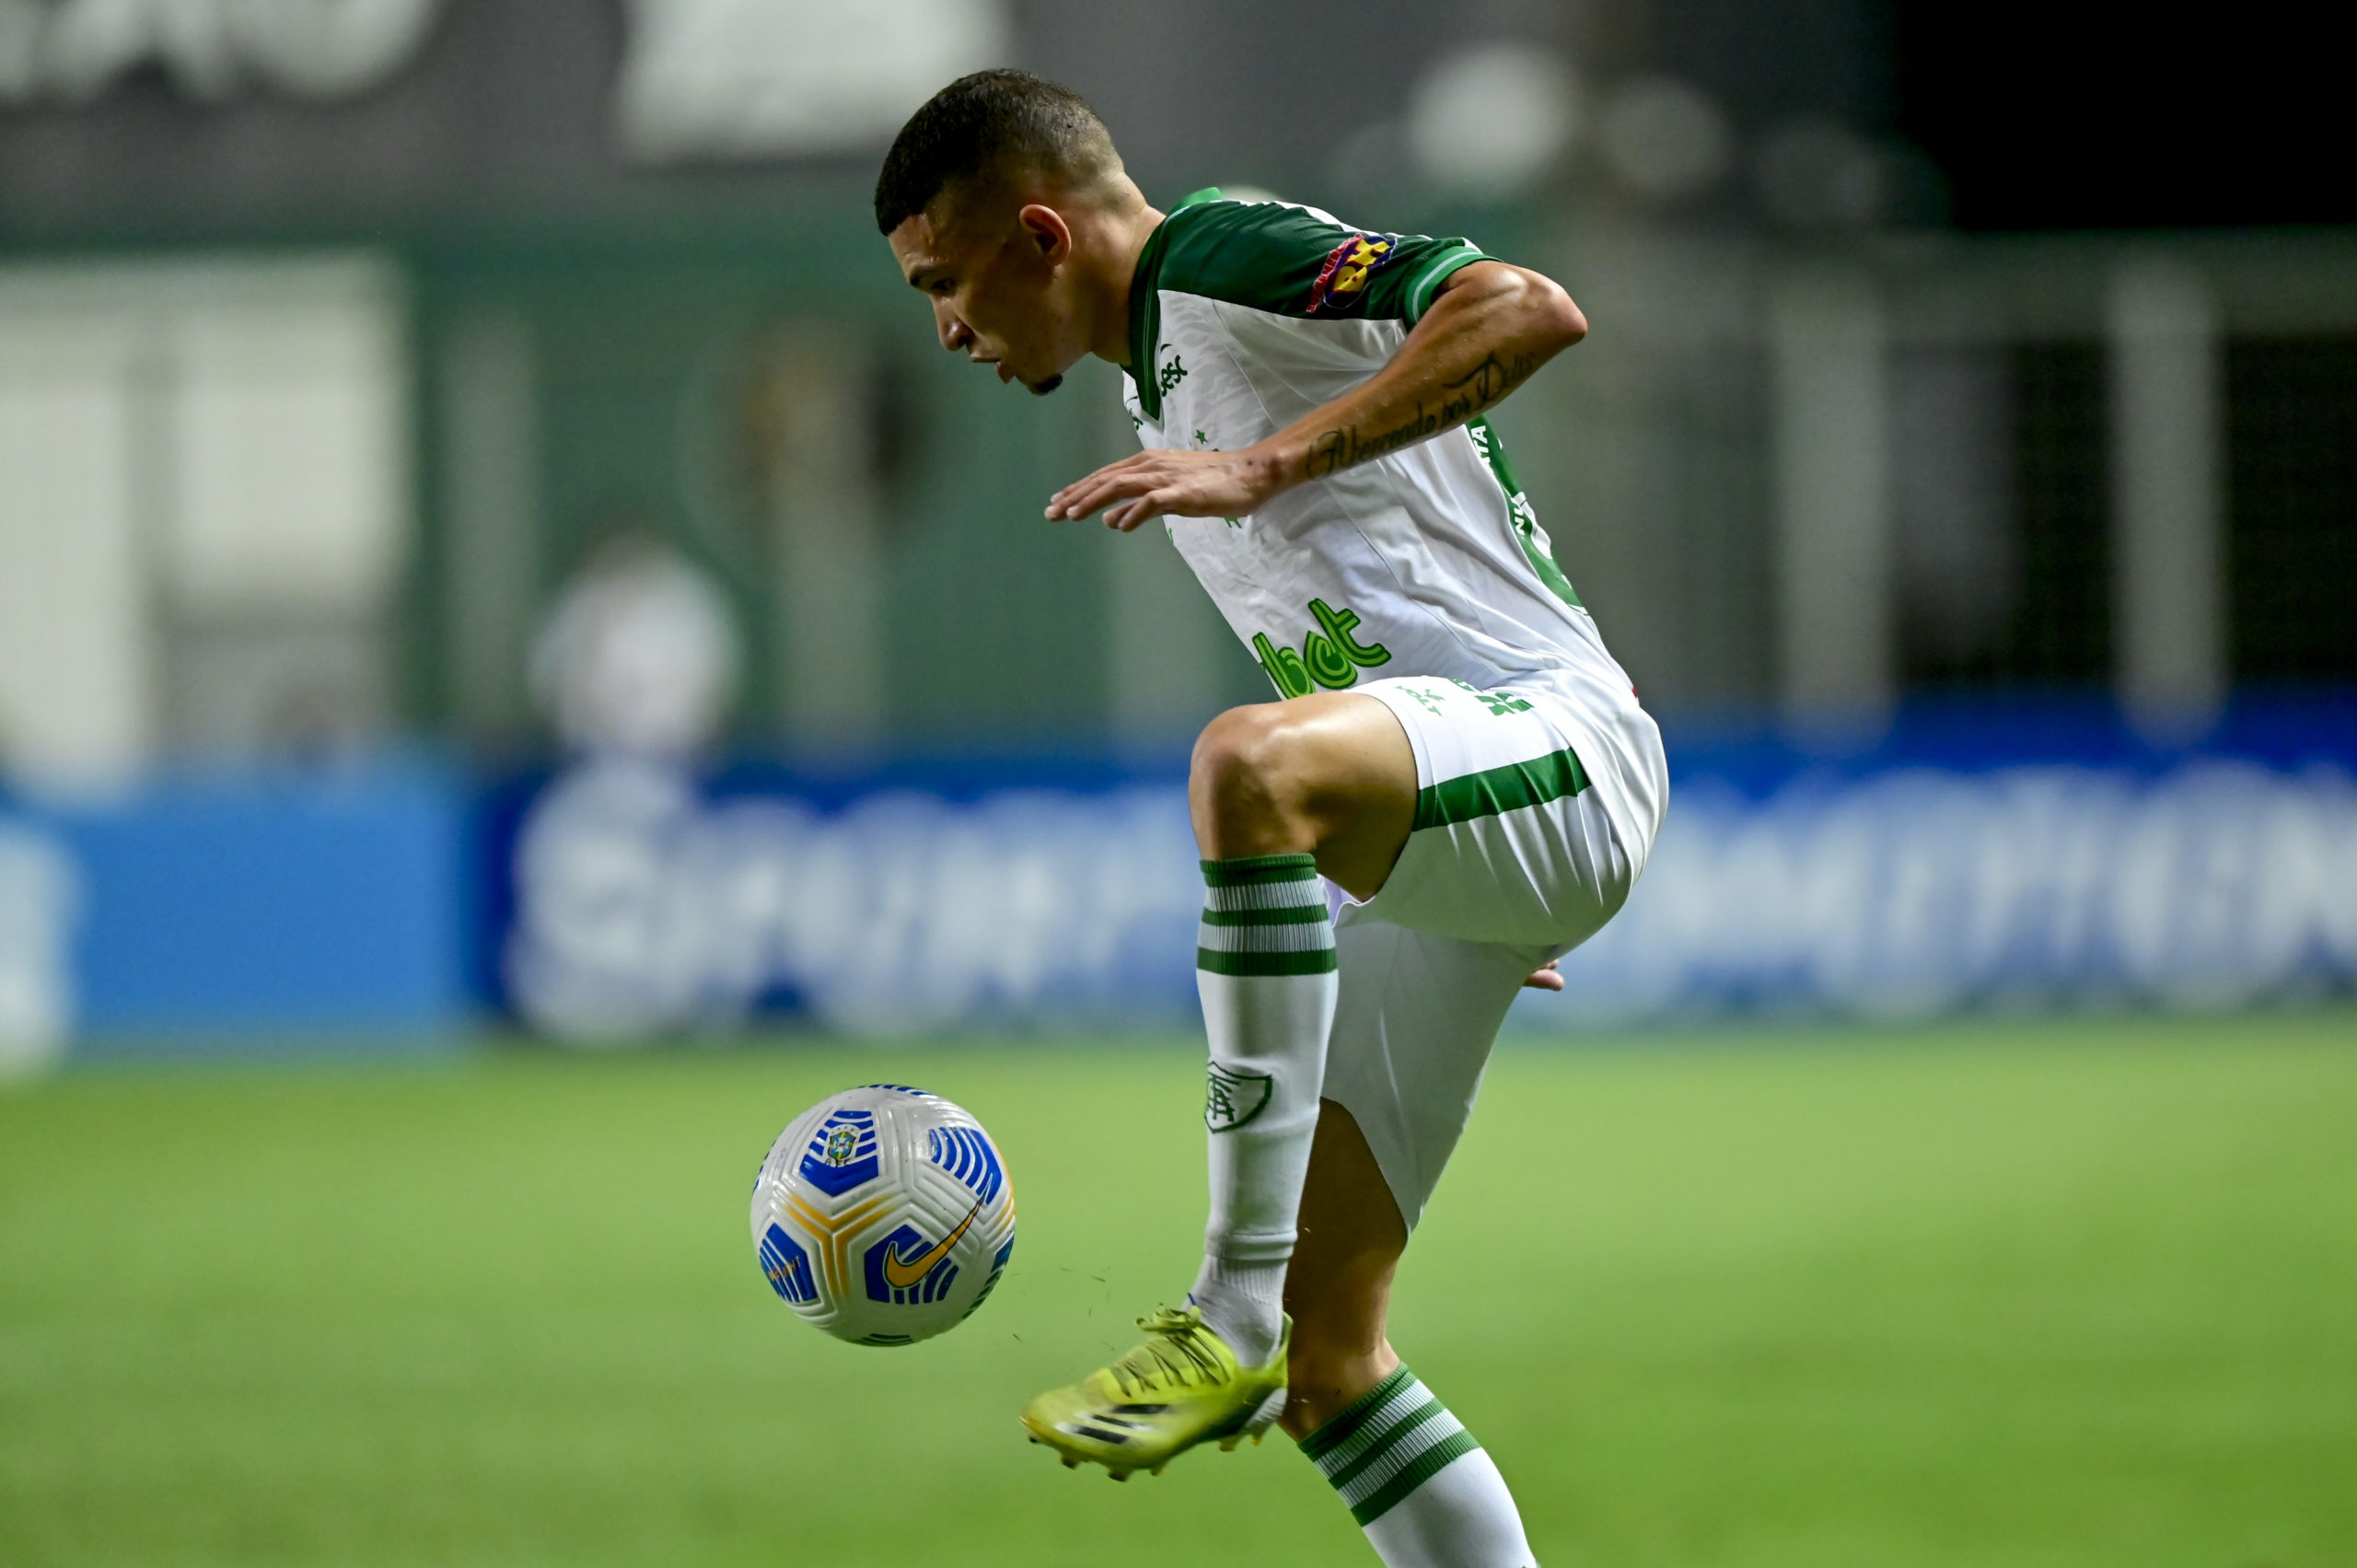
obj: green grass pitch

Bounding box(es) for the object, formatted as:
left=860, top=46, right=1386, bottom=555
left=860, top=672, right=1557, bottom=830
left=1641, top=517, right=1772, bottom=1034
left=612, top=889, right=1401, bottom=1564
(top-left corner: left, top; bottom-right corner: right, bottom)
left=3, top=1012, right=2353, bottom=1568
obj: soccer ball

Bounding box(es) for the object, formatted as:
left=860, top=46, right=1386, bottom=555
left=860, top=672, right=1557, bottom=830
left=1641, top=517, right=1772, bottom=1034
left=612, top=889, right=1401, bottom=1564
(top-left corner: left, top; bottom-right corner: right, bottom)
left=749, top=1084, right=1017, bottom=1346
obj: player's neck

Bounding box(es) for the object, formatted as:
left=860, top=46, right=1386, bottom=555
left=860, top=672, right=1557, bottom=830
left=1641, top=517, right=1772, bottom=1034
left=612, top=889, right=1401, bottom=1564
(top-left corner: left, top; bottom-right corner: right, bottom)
left=1086, top=201, right=1166, bottom=369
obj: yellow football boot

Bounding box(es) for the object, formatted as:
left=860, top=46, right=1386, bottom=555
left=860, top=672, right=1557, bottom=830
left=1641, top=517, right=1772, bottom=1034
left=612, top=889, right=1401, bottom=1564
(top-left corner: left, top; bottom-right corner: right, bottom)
left=1021, top=1305, right=1290, bottom=1480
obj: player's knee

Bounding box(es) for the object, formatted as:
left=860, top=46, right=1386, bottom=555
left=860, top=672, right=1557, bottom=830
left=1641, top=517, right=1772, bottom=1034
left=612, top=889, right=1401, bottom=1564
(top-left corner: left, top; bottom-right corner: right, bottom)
left=1190, top=703, right=1316, bottom=846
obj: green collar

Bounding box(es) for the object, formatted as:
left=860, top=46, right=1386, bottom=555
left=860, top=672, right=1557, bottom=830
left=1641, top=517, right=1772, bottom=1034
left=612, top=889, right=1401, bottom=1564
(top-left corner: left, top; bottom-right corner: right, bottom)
left=1125, top=188, right=1223, bottom=422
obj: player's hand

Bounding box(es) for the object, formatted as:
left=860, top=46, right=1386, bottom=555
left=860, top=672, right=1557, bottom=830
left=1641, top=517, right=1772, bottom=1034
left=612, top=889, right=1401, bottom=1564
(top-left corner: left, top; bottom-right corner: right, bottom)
left=1046, top=446, right=1290, bottom=531
left=1522, top=961, right=1563, bottom=992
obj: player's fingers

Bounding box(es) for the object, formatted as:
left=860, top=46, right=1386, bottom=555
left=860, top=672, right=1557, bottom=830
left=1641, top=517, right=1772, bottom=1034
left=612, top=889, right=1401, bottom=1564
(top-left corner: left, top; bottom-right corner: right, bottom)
left=1046, top=478, right=1124, bottom=520
left=1047, top=455, right=1158, bottom=517
left=1107, top=487, right=1187, bottom=532
left=1074, top=467, right=1183, bottom=518
left=1047, top=466, right=1164, bottom=520
left=1521, top=962, right=1564, bottom=991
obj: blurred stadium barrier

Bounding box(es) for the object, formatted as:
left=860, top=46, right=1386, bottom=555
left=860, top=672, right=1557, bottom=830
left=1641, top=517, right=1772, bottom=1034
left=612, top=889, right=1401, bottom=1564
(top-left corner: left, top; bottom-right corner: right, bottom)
left=0, top=815, right=75, bottom=1069
left=481, top=703, right=2357, bottom=1042
left=7, top=729, right=2355, bottom=1062
left=503, top=761, right=1202, bottom=1040
left=0, top=764, right=468, bottom=1062
left=1537, top=760, right=2357, bottom=1028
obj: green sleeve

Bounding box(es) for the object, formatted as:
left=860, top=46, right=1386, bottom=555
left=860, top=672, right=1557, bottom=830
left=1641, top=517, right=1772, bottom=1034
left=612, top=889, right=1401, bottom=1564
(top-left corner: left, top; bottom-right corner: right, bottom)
left=1156, top=200, right=1493, bottom=326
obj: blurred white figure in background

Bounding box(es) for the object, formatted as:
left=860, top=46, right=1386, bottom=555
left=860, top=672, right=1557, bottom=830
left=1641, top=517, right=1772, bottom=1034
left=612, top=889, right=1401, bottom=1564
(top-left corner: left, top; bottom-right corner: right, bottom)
left=614, top=0, right=1006, bottom=162
left=530, top=532, right=741, bottom=761
left=515, top=531, right=742, bottom=1044
left=0, top=820, right=79, bottom=1075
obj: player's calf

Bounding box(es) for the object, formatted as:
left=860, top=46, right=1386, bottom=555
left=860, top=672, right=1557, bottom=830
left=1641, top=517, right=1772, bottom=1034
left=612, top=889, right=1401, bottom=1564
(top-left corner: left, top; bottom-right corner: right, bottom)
left=1284, top=1102, right=1541, bottom=1567
left=1281, top=1098, right=1408, bottom=1437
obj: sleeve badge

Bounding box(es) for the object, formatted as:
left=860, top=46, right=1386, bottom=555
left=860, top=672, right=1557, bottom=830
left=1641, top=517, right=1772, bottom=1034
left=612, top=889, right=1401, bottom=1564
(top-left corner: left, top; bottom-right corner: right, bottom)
left=1305, top=233, right=1396, bottom=314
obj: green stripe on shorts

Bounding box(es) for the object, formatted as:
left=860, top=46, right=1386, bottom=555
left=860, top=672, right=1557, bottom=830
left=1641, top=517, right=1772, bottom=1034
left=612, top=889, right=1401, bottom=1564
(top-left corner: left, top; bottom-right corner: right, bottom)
left=1412, top=746, right=1589, bottom=831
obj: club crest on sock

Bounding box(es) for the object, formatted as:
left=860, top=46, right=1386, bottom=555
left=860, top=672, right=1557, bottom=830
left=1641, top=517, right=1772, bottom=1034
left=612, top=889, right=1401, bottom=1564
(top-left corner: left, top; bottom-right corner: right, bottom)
left=1205, top=1063, right=1274, bottom=1132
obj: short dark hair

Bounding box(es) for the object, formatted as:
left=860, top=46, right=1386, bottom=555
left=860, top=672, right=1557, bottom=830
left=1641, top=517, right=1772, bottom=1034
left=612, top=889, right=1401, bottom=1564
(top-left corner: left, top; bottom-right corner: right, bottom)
left=875, top=70, right=1119, bottom=236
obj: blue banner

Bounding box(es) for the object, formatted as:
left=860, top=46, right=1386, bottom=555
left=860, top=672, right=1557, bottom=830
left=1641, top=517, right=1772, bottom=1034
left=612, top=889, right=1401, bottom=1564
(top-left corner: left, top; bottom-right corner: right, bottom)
left=6, top=699, right=2354, bottom=1058
left=493, top=711, right=2357, bottom=1040
left=0, top=764, right=471, bottom=1060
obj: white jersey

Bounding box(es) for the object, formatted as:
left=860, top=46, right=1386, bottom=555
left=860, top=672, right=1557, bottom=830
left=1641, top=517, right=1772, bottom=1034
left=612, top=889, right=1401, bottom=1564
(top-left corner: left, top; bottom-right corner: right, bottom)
left=1119, top=189, right=1658, bottom=841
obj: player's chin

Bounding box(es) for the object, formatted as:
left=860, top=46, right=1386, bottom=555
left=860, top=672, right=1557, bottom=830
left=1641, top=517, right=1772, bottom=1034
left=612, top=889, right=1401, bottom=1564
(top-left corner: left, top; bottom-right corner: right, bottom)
left=1023, top=373, right=1063, bottom=397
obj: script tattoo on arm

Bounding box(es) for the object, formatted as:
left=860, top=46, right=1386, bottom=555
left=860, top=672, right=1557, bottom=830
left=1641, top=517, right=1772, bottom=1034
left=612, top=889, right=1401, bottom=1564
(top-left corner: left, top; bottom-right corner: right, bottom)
left=1301, top=348, right=1546, bottom=481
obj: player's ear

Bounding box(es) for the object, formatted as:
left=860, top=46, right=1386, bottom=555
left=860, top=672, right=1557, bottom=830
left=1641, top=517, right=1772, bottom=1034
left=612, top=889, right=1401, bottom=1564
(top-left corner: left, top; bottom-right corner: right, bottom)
left=1016, top=203, right=1074, bottom=266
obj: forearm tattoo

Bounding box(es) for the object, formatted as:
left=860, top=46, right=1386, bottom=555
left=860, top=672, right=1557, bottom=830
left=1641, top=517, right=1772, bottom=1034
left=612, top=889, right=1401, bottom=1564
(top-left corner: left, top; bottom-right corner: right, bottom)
left=1302, top=349, right=1545, bottom=481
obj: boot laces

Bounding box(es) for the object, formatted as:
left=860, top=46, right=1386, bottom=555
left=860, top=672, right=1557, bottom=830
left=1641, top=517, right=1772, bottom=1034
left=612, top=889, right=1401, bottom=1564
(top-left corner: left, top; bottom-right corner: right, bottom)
left=1109, top=1306, right=1231, bottom=1396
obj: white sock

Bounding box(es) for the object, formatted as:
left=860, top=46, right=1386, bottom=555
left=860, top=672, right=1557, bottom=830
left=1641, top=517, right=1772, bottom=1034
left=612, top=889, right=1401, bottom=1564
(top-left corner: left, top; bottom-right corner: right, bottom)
left=1189, top=1254, right=1287, bottom=1367
left=1190, top=853, right=1336, bottom=1367
left=1302, top=1367, right=1538, bottom=1568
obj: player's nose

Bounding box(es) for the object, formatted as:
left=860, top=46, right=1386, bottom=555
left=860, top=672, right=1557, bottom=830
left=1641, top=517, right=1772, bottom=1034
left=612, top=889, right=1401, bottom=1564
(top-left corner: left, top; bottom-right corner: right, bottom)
left=935, top=305, right=972, bottom=353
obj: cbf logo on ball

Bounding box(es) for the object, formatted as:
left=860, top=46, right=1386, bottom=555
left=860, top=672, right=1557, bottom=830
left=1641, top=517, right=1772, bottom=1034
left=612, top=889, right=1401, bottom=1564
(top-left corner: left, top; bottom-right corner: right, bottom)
left=749, top=1085, right=1016, bottom=1346
left=798, top=1109, right=880, bottom=1195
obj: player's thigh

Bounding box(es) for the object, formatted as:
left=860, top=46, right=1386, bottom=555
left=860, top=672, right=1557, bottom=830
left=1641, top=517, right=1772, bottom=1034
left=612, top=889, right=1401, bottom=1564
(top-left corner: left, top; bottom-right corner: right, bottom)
left=1349, top=674, right=1640, bottom=949
left=1320, top=917, right=1553, bottom=1235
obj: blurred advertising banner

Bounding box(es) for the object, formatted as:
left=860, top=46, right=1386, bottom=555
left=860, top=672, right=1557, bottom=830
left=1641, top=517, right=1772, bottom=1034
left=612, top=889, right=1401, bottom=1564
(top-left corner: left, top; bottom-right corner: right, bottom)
left=7, top=715, right=2354, bottom=1063
left=0, top=765, right=470, bottom=1064
left=1537, top=761, right=2357, bottom=1028
left=0, top=816, right=76, bottom=1071
left=493, top=732, right=2357, bottom=1042
left=501, top=761, right=1204, bottom=1040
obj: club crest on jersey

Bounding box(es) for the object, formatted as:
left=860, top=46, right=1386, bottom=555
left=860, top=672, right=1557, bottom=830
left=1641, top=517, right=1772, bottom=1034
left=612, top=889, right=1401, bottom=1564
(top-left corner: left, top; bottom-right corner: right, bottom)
left=1306, top=234, right=1394, bottom=314
left=1205, top=1063, right=1273, bottom=1132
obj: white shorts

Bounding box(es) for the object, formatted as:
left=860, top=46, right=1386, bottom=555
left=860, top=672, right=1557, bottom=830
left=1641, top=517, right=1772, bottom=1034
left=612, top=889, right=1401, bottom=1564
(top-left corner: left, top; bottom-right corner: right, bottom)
left=1319, top=673, right=1666, bottom=1228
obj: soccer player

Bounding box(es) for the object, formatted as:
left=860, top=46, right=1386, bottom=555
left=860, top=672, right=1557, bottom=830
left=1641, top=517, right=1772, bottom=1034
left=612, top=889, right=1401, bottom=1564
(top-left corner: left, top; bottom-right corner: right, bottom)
left=877, top=71, right=1665, bottom=1567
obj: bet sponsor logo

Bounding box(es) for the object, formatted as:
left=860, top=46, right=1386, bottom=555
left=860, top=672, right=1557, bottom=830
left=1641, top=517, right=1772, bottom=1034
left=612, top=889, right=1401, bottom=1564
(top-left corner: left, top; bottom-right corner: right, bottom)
left=1254, top=597, right=1392, bottom=698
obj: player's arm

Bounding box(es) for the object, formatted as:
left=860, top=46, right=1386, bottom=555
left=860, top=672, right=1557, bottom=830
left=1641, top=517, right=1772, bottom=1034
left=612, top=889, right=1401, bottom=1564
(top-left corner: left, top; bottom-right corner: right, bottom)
left=1047, top=261, right=1585, bottom=531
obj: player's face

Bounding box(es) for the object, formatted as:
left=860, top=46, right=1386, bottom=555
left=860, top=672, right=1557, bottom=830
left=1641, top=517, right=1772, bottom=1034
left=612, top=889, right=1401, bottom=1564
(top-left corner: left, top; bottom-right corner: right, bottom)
left=889, top=203, right=1076, bottom=397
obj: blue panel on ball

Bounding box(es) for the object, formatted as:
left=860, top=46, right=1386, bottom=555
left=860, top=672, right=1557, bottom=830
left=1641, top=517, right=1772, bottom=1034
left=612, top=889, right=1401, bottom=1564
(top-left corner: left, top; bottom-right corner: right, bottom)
left=926, top=1124, right=1004, bottom=1202
left=961, top=1233, right=1016, bottom=1321
left=760, top=1223, right=819, bottom=1305
left=798, top=1109, right=880, bottom=1196
left=862, top=1084, right=933, bottom=1096
left=862, top=1213, right=971, bottom=1306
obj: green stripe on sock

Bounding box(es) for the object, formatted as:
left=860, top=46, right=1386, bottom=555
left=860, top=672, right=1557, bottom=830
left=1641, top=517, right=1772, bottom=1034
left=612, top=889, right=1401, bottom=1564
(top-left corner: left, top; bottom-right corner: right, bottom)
left=1200, top=903, right=1330, bottom=927
left=1412, top=747, right=1589, bottom=832
left=1325, top=1397, right=1448, bottom=1493
left=1197, top=947, right=1339, bottom=977
left=1201, top=854, right=1320, bottom=888
left=1299, top=1366, right=1419, bottom=1462
left=1350, top=1430, right=1483, bottom=1526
